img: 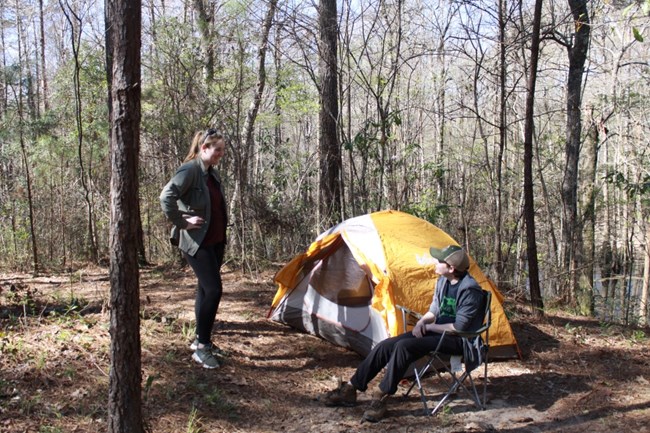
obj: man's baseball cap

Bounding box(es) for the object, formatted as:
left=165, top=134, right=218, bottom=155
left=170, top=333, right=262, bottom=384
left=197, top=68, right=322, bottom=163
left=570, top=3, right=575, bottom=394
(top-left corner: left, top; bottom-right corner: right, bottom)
left=429, top=244, right=470, bottom=272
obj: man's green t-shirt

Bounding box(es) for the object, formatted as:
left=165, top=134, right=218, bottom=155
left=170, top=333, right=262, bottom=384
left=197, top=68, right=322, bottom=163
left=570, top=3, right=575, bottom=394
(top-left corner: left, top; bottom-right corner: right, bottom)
left=437, top=281, right=460, bottom=324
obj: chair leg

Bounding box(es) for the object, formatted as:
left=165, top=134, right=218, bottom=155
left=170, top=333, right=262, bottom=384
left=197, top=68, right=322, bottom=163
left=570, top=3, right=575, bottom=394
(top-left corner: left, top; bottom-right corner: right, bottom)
left=415, top=370, right=430, bottom=415
left=404, top=361, right=436, bottom=416
left=407, top=367, right=431, bottom=415
left=464, top=374, right=483, bottom=409
left=482, top=361, right=488, bottom=408
left=430, top=370, right=485, bottom=415
left=431, top=373, right=462, bottom=415
left=407, top=355, right=488, bottom=417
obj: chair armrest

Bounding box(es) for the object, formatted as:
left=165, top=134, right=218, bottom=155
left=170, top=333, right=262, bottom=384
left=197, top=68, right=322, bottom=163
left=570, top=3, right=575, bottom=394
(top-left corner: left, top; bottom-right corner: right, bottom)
left=395, top=304, right=423, bottom=333
left=451, top=324, right=489, bottom=339
left=395, top=304, right=423, bottom=320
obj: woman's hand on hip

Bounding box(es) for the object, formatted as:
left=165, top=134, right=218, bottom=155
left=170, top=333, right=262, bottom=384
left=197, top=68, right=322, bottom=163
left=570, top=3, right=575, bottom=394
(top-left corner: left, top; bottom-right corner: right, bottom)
left=184, top=215, right=205, bottom=230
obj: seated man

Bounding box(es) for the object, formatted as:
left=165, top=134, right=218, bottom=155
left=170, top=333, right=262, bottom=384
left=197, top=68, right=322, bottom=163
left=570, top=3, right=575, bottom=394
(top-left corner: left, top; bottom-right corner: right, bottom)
left=320, top=245, right=485, bottom=422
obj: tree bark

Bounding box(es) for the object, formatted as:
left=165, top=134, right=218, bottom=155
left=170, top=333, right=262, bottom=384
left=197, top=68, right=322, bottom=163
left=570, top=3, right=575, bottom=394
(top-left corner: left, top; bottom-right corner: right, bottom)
left=192, top=0, right=215, bottom=82
left=242, top=0, right=277, bottom=172
left=105, top=0, right=144, bottom=431
left=523, top=0, right=544, bottom=317
left=578, top=111, right=600, bottom=316
left=494, top=0, right=508, bottom=286
left=561, top=0, right=590, bottom=306
left=318, top=0, right=342, bottom=227
left=640, top=224, right=649, bottom=326
left=15, top=0, right=39, bottom=274
left=0, top=5, right=6, bottom=118
left=39, top=0, right=49, bottom=111
left=60, top=0, right=99, bottom=262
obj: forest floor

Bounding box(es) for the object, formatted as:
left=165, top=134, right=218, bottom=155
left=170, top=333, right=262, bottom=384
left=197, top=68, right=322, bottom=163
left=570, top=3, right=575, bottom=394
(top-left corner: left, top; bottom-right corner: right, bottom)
left=1, top=264, right=649, bottom=433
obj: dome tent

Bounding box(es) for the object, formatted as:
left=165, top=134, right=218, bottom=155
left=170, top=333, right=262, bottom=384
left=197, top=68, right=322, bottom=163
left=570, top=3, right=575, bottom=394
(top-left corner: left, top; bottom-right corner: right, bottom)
left=269, top=210, right=520, bottom=359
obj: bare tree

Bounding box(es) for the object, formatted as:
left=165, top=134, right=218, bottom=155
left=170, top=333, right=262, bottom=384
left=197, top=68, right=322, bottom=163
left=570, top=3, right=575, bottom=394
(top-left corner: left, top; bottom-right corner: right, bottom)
left=193, top=0, right=216, bottom=82
left=241, top=1, right=278, bottom=161
left=0, top=1, right=6, bottom=119
left=495, top=0, right=509, bottom=286
left=523, top=0, right=544, bottom=317
left=318, top=0, right=342, bottom=226
left=15, top=0, right=39, bottom=273
left=338, top=1, right=407, bottom=214
left=38, top=0, right=49, bottom=111
left=105, top=0, right=144, bottom=430
left=558, top=0, right=590, bottom=308
left=641, top=223, right=650, bottom=326
left=237, top=0, right=278, bottom=267
left=59, top=0, right=99, bottom=262
left=579, top=108, right=602, bottom=316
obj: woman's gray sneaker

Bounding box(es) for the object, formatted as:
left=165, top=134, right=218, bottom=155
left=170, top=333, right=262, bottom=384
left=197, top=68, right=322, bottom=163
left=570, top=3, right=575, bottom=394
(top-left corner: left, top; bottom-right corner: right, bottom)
left=192, top=347, right=221, bottom=369
left=190, top=339, right=229, bottom=358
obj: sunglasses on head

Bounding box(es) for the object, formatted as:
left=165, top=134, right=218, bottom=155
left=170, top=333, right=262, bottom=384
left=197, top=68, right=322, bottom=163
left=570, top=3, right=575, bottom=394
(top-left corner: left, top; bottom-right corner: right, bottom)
left=203, top=128, right=222, bottom=141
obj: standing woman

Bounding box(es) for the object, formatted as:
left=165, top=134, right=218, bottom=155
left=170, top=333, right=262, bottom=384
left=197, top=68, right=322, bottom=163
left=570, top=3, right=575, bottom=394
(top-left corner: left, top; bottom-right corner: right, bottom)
left=160, top=128, right=228, bottom=369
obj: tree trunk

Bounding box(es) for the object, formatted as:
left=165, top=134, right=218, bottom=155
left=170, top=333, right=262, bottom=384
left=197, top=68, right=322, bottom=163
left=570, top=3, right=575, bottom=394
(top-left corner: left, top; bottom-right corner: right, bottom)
left=318, top=0, right=342, bottom=227
left=16, top=0, right=39, bottom=274
left=39, top=0, right=49, bottom=111
left=248, top=0, right=277, bottom=264
left=561, top=0, right=590, bottom=307
left=60, top=0, right=99, bottom=262
left=577, top=112, right=600, bottom=316
left=640, top=224, right=650, bottom=326
left=341, top=4, right=355, bottom=216
left=523, top=0, right=544, bottom=317
left=192, top=0, right=215, bottom=82
left=242, top=0, right=277, bottom=171
left=494, top=0, right=507, bottom=286
left=0, top=6, right=6, bottom=118
left=105, top=0, right=144, bottom=431
left=381, top=2, right=402, bottom=211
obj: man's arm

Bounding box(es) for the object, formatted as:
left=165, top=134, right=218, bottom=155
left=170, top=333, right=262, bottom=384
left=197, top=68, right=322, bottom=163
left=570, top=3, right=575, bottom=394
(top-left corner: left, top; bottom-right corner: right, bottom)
left=412, top=311, right=436, bottom=338
left=452, top=287, right=485, bottom=332
left=423, top=322, right=456, bottom=335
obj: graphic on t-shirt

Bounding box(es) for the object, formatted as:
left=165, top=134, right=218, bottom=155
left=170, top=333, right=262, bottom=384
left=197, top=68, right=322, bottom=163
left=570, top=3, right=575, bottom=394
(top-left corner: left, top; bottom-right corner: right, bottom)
left=439, top=295, right=457, bottom=319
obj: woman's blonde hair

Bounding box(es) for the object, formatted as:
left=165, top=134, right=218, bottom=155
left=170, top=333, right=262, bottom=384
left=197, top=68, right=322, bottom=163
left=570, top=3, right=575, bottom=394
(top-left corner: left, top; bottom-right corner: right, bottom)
left=183, top=128, right=226, bottom=162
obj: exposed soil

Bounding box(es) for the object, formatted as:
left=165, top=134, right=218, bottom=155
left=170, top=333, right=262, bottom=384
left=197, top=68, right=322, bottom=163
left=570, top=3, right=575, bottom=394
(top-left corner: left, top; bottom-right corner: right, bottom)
left=1, top=265, right=649, bottom=433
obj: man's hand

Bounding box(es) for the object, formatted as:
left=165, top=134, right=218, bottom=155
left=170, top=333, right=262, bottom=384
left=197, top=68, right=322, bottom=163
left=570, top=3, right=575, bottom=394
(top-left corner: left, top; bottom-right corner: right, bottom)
left=412, top=312, right=436, bottom=338
left=412, top=320, right=427, bottom=338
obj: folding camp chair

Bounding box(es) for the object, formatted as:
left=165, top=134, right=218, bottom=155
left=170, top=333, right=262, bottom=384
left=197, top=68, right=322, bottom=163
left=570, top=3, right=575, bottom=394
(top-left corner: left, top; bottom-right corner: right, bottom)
left=396, top=290, right=491, bottom=416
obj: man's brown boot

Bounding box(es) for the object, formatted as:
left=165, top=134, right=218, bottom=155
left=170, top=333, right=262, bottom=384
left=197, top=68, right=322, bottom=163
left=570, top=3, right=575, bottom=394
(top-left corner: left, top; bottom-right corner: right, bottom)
left=321, top=380, right=357, bottom=407
left=362, top=390, right=388, bottom=422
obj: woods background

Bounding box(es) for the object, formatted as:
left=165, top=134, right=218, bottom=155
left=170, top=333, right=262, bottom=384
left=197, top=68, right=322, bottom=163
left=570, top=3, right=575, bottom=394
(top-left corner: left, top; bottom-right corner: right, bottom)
left=1, top=0, right=648, bottom=323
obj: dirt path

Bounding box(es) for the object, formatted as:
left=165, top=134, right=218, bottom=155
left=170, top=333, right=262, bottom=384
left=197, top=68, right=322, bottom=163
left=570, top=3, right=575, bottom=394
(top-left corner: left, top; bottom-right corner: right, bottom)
left=1, top=266, right=649, bottom=432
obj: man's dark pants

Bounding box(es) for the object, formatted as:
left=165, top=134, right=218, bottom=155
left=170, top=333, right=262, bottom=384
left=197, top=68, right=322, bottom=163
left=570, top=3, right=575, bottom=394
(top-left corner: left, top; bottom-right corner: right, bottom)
left=350, top=330, right=463, bottom=395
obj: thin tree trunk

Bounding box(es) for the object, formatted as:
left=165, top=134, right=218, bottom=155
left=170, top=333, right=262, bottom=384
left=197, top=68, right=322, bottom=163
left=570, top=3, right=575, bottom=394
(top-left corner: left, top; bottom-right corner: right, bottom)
left=341, top=2, right=355, bottom=216
left=494, top=0, right=508, bottom=285
left=273, top=21, right=284, bottom=239
left=561, top=0, right=591, bottom=306
left=318, top=0, right=342, bottom=227
left=0, top=2, right=6, bottom=118
left=640, top=224, right=649, bottom=326
left=578, top=112, right=599, bottom=316
left=192, top=0, right=215, bottom=82
left=16, top=0, right=39, bottom=274
left=383, top=1, right=402, bottom=210
left=39, top=0, right=49, bottom=111
left=242, top=0, right=277, bottom=164
left=236, top=0, right=277, bottom=270
left=523, top=0, right=544, bottom=317
left=60, top=0, right=99, bottom=262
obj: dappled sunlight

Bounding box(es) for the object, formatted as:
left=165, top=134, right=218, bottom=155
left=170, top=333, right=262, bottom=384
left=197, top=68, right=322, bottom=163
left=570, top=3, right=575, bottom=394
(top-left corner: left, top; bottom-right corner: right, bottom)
left=1, top=268, right=648, bottom=432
